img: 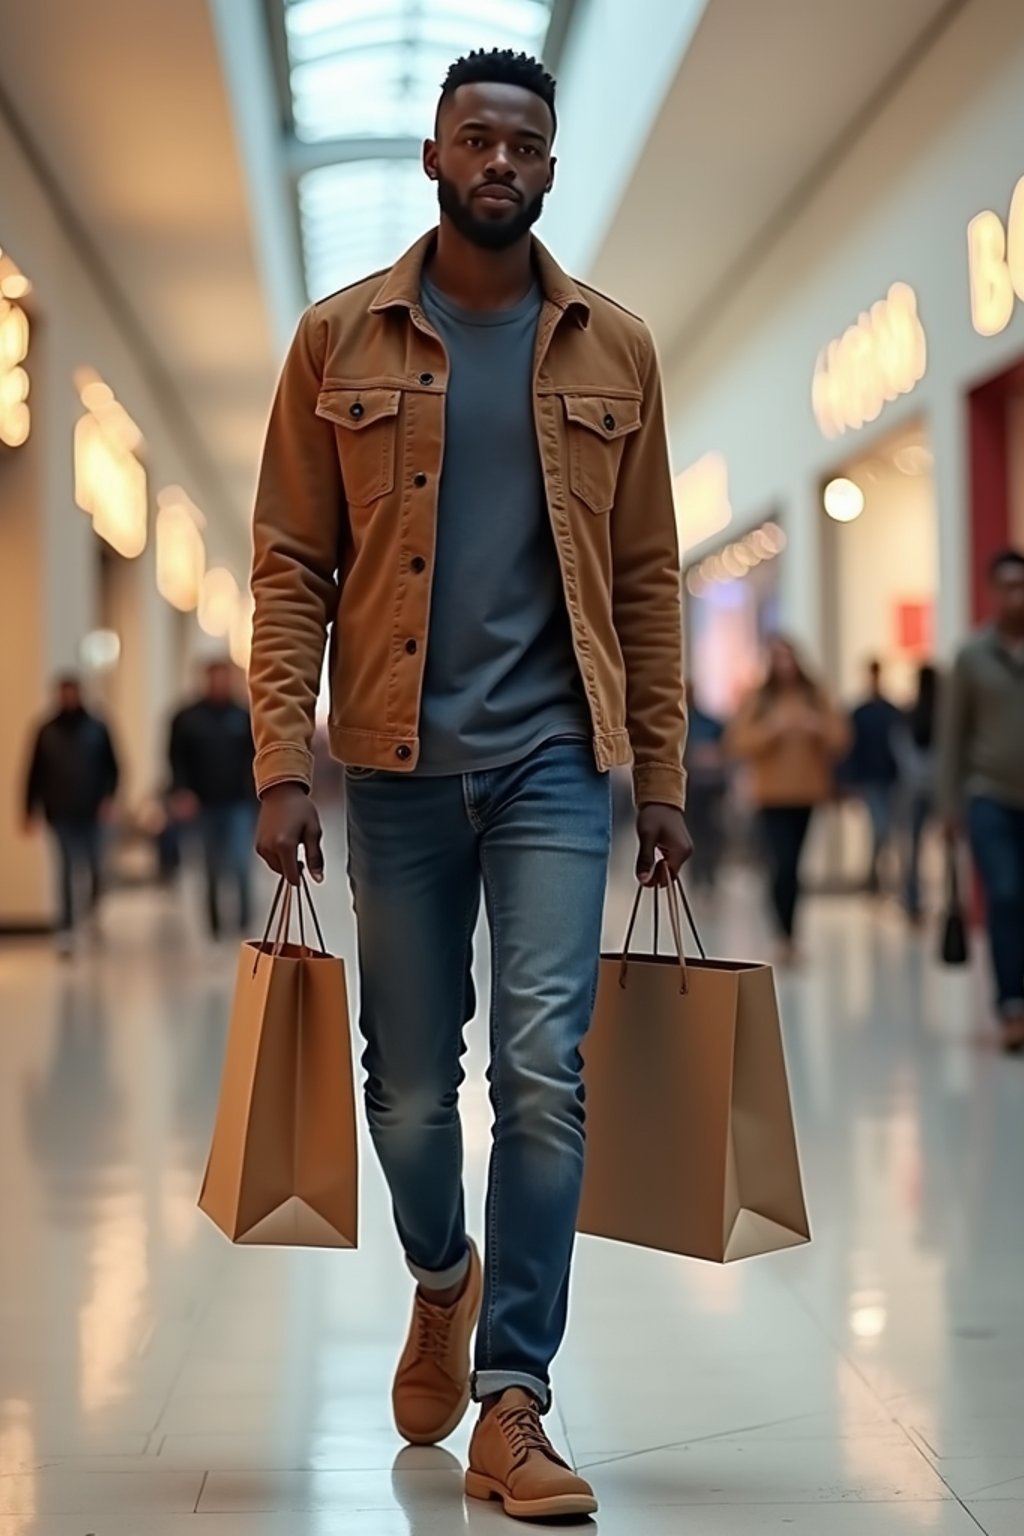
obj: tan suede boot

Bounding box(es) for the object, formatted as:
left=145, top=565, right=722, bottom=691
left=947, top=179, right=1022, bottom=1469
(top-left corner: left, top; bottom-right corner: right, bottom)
left=465, top=1388, right=598, bottom=1519
left=392, top=1240, right=482, bottom=1445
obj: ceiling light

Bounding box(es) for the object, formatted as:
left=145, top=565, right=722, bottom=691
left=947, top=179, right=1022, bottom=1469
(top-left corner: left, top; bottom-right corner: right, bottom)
left=823, top=477, right=865, bottom=523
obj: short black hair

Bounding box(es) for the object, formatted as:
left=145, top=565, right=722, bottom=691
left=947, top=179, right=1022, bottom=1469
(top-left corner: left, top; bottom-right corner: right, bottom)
left=438, top=48, right=557, bottom=135
left=990, top=547, right=1024, bottom=579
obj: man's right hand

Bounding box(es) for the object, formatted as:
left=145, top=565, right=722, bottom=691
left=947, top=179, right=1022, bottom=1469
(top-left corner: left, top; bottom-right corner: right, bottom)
left=256, top=782, right=325, bottom=885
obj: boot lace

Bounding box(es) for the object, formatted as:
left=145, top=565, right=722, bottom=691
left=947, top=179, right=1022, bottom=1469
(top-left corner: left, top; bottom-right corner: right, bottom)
left=415, top=1300, right=455, bottom=1359
left=496, top=1403, right=568, bottom=1470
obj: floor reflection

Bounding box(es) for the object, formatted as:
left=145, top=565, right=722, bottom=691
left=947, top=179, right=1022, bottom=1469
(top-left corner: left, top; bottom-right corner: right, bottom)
left=0, top=835, right=1021, bottom=1533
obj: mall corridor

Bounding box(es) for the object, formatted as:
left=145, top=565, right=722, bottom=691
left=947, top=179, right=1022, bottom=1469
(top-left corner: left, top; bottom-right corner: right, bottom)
left=5, top=0, right=1024, bottom=1530
left=1, top=824, right=1023, bottom=1535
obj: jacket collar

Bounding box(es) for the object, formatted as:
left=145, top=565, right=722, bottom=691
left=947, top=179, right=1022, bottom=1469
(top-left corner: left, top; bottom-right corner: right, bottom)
left=369, top=229, right=591, bottom=327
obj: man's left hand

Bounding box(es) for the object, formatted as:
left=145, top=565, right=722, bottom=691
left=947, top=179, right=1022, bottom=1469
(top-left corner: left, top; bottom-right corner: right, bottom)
left=636, top=803, right=694, bottom=886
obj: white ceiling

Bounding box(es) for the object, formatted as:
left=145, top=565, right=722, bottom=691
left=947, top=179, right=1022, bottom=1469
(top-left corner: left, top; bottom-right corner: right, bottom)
left=0, top=0, right=277, bottom=534
left=589, top=0, right=963, bottom=361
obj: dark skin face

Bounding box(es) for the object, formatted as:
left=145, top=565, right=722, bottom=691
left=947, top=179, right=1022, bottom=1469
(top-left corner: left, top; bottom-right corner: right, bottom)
left=423, top=81, right=556, bottom=308
left=58, top=682, right=82, bottom=712
left=206, top=664, right=233, bottom=704
left=992, top=561, right=1024, bottom=637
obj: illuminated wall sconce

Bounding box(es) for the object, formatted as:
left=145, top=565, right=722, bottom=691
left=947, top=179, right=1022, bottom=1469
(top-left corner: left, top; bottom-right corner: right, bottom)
left=685, top=520, right=786, bottom=597
left=79, top=628, right=122, bottom=673
left=198, top=566, right=240, bottom=638
left=673, top=451, right=733, bottom=556
left=0, top=257, right=31, bottom=447
left=823, top=476, right=865, bottom=523
left=968, top=175, right=1024, bottom=337
left=156, top=487, right=206, bottom=611
left=812, top=283, right=927, bottom=438
left=74, top=368, right=147, bottom=558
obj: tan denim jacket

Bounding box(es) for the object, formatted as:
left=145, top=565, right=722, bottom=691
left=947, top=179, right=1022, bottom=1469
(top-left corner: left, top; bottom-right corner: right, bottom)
left=249, top=232, right=687, bottom=807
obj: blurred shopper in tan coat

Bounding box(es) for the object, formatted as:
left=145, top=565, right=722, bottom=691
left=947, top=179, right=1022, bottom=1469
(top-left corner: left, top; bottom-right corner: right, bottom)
left=728, top=636, right=849, bottom=960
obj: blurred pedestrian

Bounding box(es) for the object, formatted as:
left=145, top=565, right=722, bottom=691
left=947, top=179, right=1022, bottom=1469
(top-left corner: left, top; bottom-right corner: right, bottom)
left=169, top=661, right=256, bottom=940
left=23, top=675, right=119, bottom=956
left=896, top=663, right=939, bottom=924
left=728, top=636, right=849, bottom=962
left=845, top=660, right=903, bottom=895
left=684, top=681, right=727, bottom=893
left=939, top=549, right=1024, bottom=1052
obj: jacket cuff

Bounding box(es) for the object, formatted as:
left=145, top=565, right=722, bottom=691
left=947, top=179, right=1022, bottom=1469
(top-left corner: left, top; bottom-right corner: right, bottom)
left=254, top=743, right=314, bottom=798
left=633, top=762, right=687, bottom=810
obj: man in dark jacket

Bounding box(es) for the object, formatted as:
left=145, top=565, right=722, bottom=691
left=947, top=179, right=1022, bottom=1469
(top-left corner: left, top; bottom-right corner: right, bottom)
left=847, top=659, right=903, bottom=893
left=24, top=676, right=119, bottom=953
left=169, top=661, right=256, bottom=938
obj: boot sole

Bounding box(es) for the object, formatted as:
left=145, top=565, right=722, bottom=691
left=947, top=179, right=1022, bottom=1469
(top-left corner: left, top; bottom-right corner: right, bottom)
left=393, top=1260, right=483, bottom=1447
left=465, top=1470, right=598, bottom=1518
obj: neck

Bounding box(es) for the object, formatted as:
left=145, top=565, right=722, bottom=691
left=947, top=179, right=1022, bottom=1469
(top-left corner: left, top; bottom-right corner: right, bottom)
left=428, top=221, right=535, bottom=311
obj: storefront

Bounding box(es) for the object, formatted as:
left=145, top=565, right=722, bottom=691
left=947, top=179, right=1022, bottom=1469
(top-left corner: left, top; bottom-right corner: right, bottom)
left=667, top=0, right=1024, bottom=698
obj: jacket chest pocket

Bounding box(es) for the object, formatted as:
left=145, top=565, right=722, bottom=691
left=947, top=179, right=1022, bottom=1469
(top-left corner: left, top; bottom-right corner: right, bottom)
left=562, top=393, right=642, bottom=514
left=316, top=386, right=401, bottom=506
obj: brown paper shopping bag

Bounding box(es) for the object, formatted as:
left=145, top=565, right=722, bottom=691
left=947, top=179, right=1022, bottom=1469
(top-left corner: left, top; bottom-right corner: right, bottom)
left=199, top=875, right=357, bottom=1248
left=578, top=879, right=809, bottom=1263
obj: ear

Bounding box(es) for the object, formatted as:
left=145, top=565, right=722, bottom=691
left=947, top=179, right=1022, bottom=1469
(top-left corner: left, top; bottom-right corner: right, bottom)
left=423, top=139, right=439, bottom=182
left=545, top=154, right=557, bottom=195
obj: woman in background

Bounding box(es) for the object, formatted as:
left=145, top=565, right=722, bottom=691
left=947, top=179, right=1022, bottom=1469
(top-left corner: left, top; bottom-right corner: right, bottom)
left=728, top=636, right=849, bottom=962
left=897, top=663, right=940, bottom=924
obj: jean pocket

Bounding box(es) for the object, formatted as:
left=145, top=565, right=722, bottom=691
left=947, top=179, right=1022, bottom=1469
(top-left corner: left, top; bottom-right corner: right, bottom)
left=344, top=765, right=382, bottom=782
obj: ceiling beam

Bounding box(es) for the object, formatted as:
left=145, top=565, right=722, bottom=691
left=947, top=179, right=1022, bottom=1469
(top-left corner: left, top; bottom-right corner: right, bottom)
left=284, top=133, right=424, bottom=178
left=545, top=0, right=580, bottom=71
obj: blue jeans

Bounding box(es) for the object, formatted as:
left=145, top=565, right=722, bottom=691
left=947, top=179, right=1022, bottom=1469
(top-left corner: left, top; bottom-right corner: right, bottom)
left=968, top=795, right=1024, bottom=1012
left=903, top=790, right=932, bottom=918
left=50, top=819, right=103, bottom=933
left=861, top=782, right=896, bottom=890
left=345, top=739, right=612, bottom=1408
left=198, top=803, right=257, bottom=937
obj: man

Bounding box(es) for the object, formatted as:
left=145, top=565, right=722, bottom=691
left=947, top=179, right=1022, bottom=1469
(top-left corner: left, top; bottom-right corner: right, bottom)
left=250, top=49, right=690, bottom=1520
left=940, top=549, right=1024, bottom=1053
left=24, top=675, right=119, bottom=956
left=846, top=659, right=902, bottom=894
left=684, top=680, right=727, bottom=893
left=169, top=661, right=256, bottom=939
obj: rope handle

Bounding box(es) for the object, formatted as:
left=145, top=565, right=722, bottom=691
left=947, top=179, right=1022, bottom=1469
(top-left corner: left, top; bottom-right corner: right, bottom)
left=252, top=867, right=329, bottom=975
left=619, top=872, right=707, bottom=994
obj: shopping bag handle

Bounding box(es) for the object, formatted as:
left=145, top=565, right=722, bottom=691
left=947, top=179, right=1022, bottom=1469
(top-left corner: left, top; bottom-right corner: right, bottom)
left=252, top=870, right=328, bottom=975
left=619, top=875, right=706, bottom=994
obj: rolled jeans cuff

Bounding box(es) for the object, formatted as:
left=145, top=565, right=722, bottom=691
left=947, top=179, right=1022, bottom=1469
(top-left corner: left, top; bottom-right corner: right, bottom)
left=472, top=1370, right=551, bottom=1413
left=406, top=1246, right=470, bottom=1292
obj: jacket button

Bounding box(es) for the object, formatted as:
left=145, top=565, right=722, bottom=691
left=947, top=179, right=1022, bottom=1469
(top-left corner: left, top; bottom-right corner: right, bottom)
left=413, top=471, right=428, bottom=487
left=603, top=412, right=615, bottom=431
left=410, top=555, right=426, bottom=573
left=350, top=402, right=365, bottom=419
left=395, top=744, right=412, bottom=761
left=419, top=372, right=434, bottom=386
left=404, top=638, right=418, bottom=655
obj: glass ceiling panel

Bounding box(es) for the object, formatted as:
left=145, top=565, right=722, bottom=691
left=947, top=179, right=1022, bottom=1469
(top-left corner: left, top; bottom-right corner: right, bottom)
left=282, top=0, right=555, bottom=301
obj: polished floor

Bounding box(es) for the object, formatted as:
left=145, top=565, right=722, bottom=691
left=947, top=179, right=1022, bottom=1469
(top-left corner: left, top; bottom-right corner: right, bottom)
left=2, top=818, right=1023, bottom=1535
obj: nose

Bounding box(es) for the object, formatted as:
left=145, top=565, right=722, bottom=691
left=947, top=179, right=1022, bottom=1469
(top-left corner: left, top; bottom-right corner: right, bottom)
left=484, top=143, right=516, bottom=181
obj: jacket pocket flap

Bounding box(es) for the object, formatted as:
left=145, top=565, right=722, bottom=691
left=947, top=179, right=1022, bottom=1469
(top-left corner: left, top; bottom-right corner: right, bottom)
left=563, top=394, right=642, bottom=441
left=316, top=387, right=401, bottom=431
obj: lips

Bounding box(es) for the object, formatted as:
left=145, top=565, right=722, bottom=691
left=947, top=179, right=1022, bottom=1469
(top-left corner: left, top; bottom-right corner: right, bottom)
left=473, top=186, right=520, bottom=204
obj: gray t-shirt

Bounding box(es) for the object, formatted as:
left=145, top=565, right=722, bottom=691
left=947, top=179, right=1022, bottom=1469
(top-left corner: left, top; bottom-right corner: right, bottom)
left=415, top=275, right=588, bottom=775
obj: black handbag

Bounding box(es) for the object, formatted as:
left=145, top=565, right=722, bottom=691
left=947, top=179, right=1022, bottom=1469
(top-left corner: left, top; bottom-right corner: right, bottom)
left=939, top=847, right=970, bottom=966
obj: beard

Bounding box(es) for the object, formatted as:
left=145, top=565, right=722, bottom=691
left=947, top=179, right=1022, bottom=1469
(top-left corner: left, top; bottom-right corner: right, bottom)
left=436, top=173, right=546, bottom=251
